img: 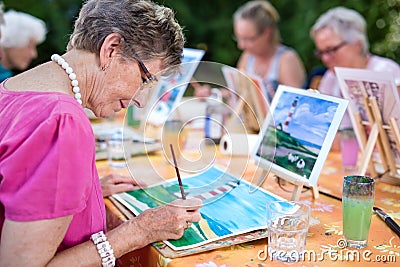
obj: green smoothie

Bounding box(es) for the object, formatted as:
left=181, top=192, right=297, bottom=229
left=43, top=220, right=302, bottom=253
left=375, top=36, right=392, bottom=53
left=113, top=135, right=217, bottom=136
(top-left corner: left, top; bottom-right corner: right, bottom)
left=342, top=196, right=374, bottom=241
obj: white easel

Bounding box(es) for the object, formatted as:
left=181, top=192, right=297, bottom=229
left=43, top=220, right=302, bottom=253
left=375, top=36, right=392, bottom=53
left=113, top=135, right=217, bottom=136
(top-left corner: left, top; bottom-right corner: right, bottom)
left=253, top=88, right=337, bottom=201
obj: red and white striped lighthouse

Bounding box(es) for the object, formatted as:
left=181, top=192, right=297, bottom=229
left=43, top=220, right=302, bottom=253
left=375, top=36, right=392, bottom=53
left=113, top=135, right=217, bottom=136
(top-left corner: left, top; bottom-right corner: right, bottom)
left=282, top=97, right=299, bottom=133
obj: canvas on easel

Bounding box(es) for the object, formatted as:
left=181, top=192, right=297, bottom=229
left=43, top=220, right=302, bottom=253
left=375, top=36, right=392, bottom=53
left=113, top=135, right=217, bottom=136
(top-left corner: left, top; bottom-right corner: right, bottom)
left=221, top=66, right=269, bottom=133
left=141, top=48, right=205, bottom=127
left=336, top=67, right=400, bottom=184
left=252, top=85, right=348, bottom=200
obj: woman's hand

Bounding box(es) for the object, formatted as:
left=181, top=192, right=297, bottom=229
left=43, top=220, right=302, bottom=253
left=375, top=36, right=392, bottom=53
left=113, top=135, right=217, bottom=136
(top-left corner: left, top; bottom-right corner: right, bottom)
left=133, top=198, right=202, bottom=243
left=101, top=174, right=145, bottom=197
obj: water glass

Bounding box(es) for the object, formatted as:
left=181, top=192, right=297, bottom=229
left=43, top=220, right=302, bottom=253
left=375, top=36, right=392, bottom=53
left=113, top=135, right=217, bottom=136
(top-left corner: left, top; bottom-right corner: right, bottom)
left=342, top=175, right=375, bottom=248
left=107, top=130, right=131, bottom=169
left=266, top=201, right=310, bottom=262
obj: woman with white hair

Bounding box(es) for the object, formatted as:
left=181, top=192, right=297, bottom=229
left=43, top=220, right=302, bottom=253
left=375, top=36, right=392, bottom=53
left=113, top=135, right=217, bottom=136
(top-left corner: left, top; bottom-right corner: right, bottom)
left=310, top=7, right=400, bottom=155
left=0, top=10, right=47, bottom=81
left=310, top=6, right=400, bottom=131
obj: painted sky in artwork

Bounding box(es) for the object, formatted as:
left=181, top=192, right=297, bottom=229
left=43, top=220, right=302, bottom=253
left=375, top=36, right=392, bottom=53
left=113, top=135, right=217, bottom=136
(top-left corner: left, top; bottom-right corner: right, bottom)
left=273, top=91, right=339, bottom=146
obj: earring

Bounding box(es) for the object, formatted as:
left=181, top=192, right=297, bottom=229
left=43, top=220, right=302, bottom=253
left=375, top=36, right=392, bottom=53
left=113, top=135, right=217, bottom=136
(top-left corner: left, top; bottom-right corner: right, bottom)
left=101, top=64, right=109, bottom=71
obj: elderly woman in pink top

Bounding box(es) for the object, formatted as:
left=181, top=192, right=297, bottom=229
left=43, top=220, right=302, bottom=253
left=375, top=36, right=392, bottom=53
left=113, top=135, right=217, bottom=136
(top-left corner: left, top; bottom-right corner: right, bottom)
left=310, top=7, right=400, bottom=150
left=0, top=0, right=201, bottom=266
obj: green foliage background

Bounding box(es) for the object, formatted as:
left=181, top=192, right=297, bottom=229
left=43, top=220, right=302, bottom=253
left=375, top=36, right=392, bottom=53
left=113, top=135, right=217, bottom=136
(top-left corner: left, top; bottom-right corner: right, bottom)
left=4, top=0, right=399, bottom=74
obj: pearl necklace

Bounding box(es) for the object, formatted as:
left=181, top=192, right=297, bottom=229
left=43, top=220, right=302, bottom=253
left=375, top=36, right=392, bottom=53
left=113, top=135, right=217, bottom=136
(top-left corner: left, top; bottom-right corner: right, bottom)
left=51, top=54, right=82, bottom=105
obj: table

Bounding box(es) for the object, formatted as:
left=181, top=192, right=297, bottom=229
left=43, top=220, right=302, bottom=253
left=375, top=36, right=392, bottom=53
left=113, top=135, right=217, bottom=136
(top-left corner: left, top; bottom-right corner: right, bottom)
left=96, top=121, right=400, bottom=267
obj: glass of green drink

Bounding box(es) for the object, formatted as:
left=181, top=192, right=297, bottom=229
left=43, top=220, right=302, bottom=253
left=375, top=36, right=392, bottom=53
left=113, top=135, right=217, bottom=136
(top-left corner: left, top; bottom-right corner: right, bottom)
left=342, top=175, right=375, bottom=248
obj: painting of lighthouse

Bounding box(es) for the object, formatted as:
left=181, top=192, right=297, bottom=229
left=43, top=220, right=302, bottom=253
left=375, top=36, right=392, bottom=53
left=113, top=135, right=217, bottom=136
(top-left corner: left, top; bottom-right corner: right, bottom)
left=253, top=85, right=348, bottom=186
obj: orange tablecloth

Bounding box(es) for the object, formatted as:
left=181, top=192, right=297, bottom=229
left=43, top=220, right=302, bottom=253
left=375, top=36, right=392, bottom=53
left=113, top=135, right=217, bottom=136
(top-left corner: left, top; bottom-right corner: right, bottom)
left=98, top=129, right=400, bottom=267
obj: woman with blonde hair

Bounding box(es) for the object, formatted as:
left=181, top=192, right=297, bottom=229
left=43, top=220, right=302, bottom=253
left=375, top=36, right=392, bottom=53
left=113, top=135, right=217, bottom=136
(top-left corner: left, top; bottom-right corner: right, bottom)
left=233, top=0, right=306, bottom=101
left=194, top=0, right=306, bottom=102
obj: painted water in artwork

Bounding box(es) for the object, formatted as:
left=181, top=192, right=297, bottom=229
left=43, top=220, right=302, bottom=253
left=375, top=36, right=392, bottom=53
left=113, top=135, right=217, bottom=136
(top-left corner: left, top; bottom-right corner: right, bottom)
left=114, top=166, right=288, bottom=250
left=256, top=90, right=339, bottom=179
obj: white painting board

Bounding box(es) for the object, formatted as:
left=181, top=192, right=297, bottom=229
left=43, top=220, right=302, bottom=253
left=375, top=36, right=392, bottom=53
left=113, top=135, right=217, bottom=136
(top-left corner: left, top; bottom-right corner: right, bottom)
left=145, top=48, right=205, bottom=126
left=252, top=85, right=348, bottom=186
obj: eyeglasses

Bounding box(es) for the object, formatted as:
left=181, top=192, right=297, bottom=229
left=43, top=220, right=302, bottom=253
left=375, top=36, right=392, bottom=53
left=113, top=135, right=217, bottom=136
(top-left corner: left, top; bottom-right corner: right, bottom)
left=132, top=58, right=158, bottom=108
left=232, top=33, right=262, bottom=44
left=136, top=58, right=157, bottom=86
left=314, top=42, right=347, bottom=58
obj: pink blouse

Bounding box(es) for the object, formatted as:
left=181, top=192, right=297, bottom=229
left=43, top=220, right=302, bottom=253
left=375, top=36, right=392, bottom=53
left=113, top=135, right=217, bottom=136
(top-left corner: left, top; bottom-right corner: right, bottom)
left=0, top=81, right=106, bottom=251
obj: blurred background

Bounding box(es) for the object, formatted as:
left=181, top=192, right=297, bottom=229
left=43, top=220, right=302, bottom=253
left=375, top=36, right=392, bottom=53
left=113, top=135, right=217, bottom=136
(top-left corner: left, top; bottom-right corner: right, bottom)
left=4, top=0, right=399, bottom=76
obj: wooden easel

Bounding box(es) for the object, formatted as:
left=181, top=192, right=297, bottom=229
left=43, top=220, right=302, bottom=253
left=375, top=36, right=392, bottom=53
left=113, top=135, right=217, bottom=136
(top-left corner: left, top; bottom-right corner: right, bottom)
left=223, top=71, right=268, bottom=134
left=356, top=95, right=400, bottom=185
left=256, top=168, right=319, bottom=201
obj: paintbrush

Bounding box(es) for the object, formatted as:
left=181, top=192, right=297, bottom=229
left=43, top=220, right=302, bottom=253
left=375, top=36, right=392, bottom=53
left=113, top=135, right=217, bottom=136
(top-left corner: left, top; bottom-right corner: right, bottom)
left=170, top=144, right=186, bottom=200
left=373, top=206, right=400, bottom=238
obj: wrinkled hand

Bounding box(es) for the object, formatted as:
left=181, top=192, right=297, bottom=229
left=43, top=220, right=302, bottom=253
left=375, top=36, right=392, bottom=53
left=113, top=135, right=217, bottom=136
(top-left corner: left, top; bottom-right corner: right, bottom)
left=101, top=174, right=145, bottom=197
left=135, top=198, right=202, bottom=243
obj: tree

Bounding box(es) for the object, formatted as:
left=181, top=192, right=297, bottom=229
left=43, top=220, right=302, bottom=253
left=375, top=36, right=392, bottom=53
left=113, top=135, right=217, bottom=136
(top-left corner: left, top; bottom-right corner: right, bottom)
left=4, top=0, right=398, bottom=74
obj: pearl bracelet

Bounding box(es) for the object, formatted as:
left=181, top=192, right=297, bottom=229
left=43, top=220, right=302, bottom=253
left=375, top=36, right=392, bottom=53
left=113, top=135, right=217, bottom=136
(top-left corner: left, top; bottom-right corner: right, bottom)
left=90, top=231, right=116, bottom=267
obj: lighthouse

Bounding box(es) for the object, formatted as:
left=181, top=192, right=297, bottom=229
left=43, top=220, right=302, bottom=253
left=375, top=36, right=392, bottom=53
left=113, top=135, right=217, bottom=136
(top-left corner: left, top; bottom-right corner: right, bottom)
left=282, top=97, right=299, bottom=133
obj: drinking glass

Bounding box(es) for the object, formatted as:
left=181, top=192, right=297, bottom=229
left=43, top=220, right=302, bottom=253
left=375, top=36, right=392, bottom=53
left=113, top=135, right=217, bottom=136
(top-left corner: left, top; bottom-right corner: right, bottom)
left=107, top=130, right=131, bottom=169
left=342, top=175, right=375, bottom=248
left=266, top=201, right=310, bottom=262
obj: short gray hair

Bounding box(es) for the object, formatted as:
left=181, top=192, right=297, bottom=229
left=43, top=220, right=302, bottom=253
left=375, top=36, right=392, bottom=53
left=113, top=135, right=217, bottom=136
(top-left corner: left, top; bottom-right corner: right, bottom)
left=233, top=0, right=280, bottom=44
left=68, top=0, right=185, bottom=69
left=0, top=10, right=47, bottom=48
left=310, top=7, right=369, bottom=55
